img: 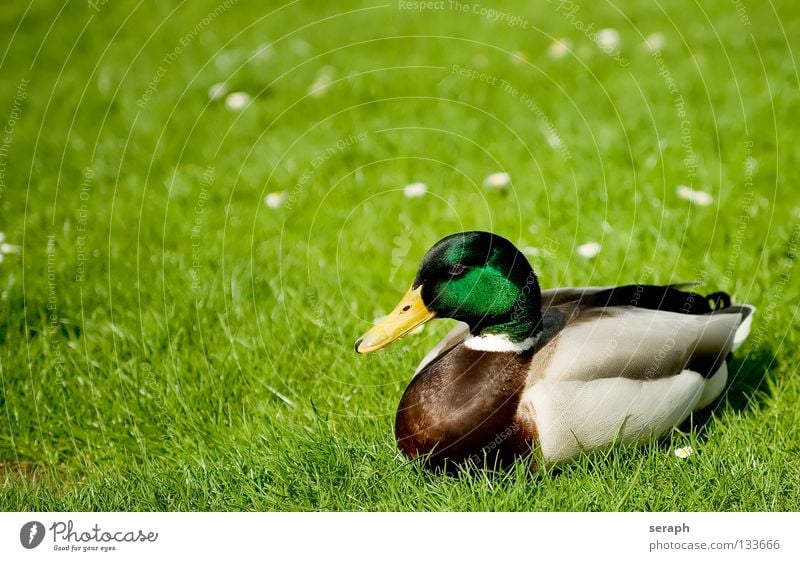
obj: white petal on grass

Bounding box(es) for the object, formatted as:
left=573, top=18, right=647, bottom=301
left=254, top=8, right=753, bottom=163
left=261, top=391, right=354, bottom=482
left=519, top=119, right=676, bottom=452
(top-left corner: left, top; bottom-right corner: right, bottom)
left=548, top=38, right=571, bottom=60
left=403, top=182, right=427, bottom=198
left=309, top=66, right=335, bottom=98
left=674, top=446, right=694, bottom=459
left=521, top=246, right=540, bottom=257
left=577, top=241, right=601, bottom=259
left=483, top=172, right=511, bottom=190
left=309, top=75, right=332, bottom=97
left=676, top=185, right=713, bottom=207
left=207, top=82, right=229, bottom=101
left=546, top=131, right=563, bottom=149
left=264, top=191, right=287, bottom=209
left=596, top=28, right=621, bottom=52
left=0, top=243, right=21, bottom=254
left=225, top=92, right=252, bottom=111
left=642, top=32, right=666, bottom=52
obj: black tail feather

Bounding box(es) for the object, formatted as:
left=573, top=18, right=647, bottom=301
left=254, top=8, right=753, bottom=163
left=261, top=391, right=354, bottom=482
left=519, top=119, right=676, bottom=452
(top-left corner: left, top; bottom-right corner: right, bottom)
left=589, top=284, right=733, bottom=315
left=706, top=291, right=731, bottom=310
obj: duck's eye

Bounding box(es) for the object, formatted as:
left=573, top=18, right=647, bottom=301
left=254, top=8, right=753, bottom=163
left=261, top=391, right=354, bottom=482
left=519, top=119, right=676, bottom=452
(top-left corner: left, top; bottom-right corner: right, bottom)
left=448, top=264, right=468, bottom=277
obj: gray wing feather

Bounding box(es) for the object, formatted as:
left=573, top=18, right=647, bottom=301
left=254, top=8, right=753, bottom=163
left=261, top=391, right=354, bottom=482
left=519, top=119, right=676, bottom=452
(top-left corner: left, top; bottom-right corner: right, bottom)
left=546, top=306, right=743, bottom=382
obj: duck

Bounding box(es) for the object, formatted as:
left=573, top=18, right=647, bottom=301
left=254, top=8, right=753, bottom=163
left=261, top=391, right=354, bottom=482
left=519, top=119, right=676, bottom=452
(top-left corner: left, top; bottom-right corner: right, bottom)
left=354, top=231, right=755, bottom=470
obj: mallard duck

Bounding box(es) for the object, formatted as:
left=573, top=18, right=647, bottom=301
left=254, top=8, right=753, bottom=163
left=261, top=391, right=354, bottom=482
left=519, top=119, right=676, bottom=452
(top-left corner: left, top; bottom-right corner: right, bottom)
left=355, top=231, right=754, bottom=469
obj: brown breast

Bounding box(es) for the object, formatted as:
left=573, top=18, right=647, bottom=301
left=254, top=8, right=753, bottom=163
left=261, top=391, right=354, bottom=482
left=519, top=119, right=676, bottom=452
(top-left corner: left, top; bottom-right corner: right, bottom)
left=394, top=344, right=536, bottom=471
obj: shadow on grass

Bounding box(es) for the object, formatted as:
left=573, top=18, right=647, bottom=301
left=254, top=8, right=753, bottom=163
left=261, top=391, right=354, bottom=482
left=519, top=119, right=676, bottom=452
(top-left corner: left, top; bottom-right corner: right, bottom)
left=685, top=345, right=776, bottom=441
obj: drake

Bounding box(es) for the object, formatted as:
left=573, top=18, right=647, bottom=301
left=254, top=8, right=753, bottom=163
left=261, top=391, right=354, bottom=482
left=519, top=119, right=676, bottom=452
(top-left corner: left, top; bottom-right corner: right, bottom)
left=355, top=231, right=755, bottom=470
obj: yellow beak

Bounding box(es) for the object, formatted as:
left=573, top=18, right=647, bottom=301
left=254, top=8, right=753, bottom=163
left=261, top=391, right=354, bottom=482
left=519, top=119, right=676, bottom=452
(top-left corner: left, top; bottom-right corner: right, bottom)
left=355, top=285, right=435, bottom=353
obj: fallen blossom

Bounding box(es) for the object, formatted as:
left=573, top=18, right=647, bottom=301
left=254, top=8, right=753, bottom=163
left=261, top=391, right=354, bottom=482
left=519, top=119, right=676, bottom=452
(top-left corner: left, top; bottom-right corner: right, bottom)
left=642, top=32, right=666, bottom=52
left=224, top=92, right=252, bottom=111
left=521, top=246, right=540, bottom=257
left=577, top=241, right=601, bottom=258
left=596, top=28, right=620, bottom=52
left=676, top=185, right=713, bottom=207
left=0, top=233, right=20, bottom=260
left=482, top=172, right=511, bottom=190
left=403, top=182, right=427, bottom=198
left=548, top=38, right=571, bottom=60
left=264, top=192, right=287, bottom=208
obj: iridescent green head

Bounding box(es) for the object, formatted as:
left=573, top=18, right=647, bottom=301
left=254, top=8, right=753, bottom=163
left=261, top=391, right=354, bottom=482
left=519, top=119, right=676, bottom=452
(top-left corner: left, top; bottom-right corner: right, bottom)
left=414, top=232, right=542, bottom=339
left=355, top=231, right=542, bottom=353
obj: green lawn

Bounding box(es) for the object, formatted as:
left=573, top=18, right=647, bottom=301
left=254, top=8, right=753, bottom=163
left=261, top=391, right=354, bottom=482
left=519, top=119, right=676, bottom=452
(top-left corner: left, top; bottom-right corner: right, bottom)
left=1, top=0, right=799, bottom=511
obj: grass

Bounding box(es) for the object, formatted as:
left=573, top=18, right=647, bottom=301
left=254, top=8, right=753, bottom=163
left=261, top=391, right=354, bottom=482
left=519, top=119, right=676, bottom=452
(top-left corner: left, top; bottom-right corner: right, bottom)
left=1, top=0, right=799, bottom=511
